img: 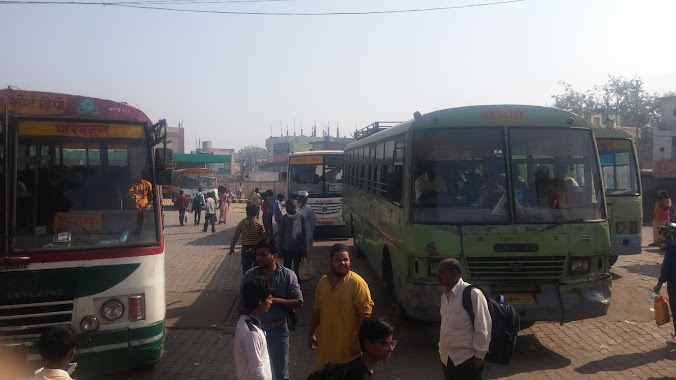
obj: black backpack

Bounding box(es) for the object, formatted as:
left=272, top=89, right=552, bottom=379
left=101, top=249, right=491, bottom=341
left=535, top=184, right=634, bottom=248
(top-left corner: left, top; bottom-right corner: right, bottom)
left=462, top=284, right=520, bottom=365
left=306, top=361, right=351, bottom=380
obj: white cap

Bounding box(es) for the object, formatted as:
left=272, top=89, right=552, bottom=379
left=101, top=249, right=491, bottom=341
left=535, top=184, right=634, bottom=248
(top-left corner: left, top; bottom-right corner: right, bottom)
left=298, top=190, right=309, bottom=197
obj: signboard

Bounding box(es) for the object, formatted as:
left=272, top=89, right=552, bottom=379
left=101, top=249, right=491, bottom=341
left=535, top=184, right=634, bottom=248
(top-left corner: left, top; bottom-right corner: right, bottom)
left=654, top=160, right=676, bottom=179
left=18, top=121, right=144, bottom=139
left=289, top=156, right=323, bottom=165
left=481, top=109, right=526, bottom=122
left=596, top=139, right=631, bottom=151
left=54, top=213, right=103, bottom=233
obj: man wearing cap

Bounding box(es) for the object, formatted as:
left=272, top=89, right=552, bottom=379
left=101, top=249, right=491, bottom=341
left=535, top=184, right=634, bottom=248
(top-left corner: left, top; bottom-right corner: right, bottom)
left=297, top=190, right=317, bottom=254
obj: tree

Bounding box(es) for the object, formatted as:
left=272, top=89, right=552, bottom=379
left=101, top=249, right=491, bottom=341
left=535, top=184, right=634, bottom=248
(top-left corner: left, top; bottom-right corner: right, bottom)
left=236, top=145, right=268, bottom=180
left=551, top=76, right=666, bottom=147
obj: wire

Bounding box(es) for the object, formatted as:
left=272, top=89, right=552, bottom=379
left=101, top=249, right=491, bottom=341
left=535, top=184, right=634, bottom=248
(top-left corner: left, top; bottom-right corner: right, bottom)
left=0, top=0, right=527, bottom=15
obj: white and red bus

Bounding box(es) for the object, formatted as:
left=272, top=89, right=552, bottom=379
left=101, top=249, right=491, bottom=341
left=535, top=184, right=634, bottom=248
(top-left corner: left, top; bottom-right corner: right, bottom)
left=287, top=150, right=345, bottom=230
left=0, top=89, right=169, bottom=375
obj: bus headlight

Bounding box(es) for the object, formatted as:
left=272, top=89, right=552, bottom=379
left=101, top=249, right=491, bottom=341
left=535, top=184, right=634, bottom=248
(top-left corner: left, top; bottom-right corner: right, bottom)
left=80, top=316, right=100, bottom=332
left=569, top=258, right=590, bottom=274
left=101, top=299, right=125, bottom=321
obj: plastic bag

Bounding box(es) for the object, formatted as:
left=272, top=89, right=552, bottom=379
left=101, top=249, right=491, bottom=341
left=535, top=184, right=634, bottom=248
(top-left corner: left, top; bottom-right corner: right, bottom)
left=186, top=202, right=193, bottom=213
left=655, top=295, right=671, bottom=327
left=298, top=257, right=314, bottom=281
left=184, top=214, right=188, bottom=224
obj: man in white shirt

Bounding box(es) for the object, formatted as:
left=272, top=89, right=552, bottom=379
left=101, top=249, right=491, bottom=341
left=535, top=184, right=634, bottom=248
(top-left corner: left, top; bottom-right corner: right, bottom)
left=202, top=192, right=216, bottom=233
left=437, top=258, right=491, bottom=380
left=235, top=276, right=274, bottom=380
left=415, top=167, right=448, bottom=204
left=297, top=190, right=316, bottom=253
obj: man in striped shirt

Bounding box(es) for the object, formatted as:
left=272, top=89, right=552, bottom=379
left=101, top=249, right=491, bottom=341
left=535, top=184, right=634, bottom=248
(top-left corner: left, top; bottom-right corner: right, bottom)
left=230, top=204, right=267, bottom=274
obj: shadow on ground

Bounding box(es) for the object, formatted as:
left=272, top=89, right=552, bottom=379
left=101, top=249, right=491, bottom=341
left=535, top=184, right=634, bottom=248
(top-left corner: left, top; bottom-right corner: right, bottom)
left=576, top=345, right=676, bottom=375
left=621, top=262, right=662, bottom=278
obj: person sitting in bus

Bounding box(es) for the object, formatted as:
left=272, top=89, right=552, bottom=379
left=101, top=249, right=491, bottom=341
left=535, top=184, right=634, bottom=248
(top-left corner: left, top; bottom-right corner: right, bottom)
left=471, top=166, right=504, bottom=208
left=549, top=162, right=581, bottom=208
left=532, top=164, right=554, bottom=208
left=415, top=165, right=448, bottom=204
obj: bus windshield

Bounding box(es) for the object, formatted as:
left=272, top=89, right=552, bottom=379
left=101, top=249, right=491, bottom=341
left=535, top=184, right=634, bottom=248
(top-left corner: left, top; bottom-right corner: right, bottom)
left=412, top=127, right=604, bottom=224
left=14, top=121, right=159, bottom=251
left=182, top=172, right=216, bottom=189
left=597, top=139, right=640, bottom=196
left=289, top=155, right=343, bottom=197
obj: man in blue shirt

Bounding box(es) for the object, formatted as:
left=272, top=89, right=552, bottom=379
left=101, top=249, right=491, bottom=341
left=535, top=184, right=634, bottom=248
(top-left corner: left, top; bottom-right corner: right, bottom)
left=654, top=243, right=676, bottom=344
left=240, top=237, right=303, bottom=380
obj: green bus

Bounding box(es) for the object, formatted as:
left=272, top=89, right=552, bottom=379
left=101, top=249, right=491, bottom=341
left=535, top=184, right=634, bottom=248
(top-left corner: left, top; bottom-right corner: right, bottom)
left=343, top=106, right=612, bottom=324
left=594, top=128, right=642, bottom=266
left=0, top=90, right=170, bottom=376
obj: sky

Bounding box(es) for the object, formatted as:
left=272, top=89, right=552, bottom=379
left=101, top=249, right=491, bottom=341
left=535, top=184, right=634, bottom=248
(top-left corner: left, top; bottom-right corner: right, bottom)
left=2, top=0, right=676, bottom=151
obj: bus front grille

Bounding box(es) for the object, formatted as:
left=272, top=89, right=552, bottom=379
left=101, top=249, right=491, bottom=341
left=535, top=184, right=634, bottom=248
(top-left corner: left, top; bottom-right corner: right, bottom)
left=0, top=300, right=74, bottom=341
left=311, top=204, right=342, bottom=215
left=466, top=256, right=566, bottom=279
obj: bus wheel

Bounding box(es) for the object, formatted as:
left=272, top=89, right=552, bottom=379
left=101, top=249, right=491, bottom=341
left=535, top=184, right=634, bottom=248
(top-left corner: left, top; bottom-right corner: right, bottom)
left=609, top=256, right=619, bottom=267
left=519, top=321, right=535, bottom=330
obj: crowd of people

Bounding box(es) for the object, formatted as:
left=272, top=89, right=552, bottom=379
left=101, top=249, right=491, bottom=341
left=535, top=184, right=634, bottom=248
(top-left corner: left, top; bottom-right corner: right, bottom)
left=20, top=185, right=676, bottom=380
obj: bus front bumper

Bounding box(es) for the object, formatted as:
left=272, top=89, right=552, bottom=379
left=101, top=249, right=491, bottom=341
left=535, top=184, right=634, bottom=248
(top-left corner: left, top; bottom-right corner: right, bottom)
left=400, top=277, right=612, bottom=323
left=74, top=321, right=166, bottom=374
left=8, top=321, right=166, bottom=376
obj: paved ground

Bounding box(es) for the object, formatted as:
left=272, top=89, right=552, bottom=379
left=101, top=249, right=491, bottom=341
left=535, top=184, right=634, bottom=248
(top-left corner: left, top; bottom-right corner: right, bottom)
left=97, top=205, right=676, bottom=380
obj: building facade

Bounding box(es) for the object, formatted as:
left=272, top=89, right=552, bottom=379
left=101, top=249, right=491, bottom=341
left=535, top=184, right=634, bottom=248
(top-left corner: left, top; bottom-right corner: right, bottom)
left=167, top=125, right=185, bottom=154
left=196, top=140, right=235, bottom=174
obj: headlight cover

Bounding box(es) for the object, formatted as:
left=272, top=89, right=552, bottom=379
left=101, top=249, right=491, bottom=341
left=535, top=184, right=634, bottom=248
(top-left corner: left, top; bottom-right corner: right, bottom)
left=101, top=299, right=125, bottom=321
left=570, top=258, right=590, bottom=273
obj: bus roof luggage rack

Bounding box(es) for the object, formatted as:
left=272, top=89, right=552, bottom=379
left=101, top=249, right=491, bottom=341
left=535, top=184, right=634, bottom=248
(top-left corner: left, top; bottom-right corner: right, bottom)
left=355, top=121, right=401, bottom=140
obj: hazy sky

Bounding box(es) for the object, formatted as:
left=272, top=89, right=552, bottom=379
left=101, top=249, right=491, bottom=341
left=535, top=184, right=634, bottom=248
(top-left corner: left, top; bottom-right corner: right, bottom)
left=3, top=0, right=676, bottom=150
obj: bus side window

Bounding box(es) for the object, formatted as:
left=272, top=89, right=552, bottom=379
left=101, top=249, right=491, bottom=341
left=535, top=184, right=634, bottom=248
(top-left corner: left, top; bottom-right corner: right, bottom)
left=389, top=165, right=403, bottom=203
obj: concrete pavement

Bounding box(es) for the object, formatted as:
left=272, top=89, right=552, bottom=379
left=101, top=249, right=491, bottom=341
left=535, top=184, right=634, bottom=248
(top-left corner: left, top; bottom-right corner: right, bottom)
left=100, top=208, right=676, bottom=380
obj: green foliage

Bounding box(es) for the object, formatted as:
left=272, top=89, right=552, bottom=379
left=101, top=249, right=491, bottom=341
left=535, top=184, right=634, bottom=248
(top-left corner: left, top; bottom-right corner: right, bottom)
left=550, top=75, right=669, bottom=147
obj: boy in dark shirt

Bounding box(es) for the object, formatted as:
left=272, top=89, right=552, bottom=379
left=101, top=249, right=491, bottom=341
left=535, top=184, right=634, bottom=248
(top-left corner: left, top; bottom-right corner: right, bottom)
left=308, top=317, right=395, bottom=380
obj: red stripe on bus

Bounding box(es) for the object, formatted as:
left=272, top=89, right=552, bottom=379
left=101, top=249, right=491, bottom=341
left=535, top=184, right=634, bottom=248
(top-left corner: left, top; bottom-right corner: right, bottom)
left=13, top=243, right=164, bottom=264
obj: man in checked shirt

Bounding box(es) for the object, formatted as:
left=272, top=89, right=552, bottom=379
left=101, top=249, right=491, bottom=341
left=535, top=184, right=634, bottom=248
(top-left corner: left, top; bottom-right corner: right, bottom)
left=230, top=204, right=267, bottom=274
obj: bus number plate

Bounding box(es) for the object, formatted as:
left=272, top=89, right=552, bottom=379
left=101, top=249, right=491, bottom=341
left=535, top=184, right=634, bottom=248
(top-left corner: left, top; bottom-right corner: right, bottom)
left=502, top=292, right=535, bottom=305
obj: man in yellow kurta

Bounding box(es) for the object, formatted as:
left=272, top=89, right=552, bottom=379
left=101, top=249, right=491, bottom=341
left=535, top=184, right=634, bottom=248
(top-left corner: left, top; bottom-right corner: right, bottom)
left=128, top=177, right=153, bottom=234
left=308, top=243, right=374, bottom=369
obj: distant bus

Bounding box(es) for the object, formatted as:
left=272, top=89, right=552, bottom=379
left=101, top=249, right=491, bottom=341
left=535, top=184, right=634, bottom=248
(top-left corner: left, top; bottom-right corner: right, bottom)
left=343, top=107, right=611, bottom=323
left=170, top=168, right=218, bottom=203
left=287, top=151, right=345, bottom=229
left=0, top=89, right=170, bottom=374
left=594, top=128, right=642, bottom=266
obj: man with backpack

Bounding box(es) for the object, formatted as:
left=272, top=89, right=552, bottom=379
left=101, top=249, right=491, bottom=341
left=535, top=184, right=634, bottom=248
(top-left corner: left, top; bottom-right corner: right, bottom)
left=192, top=187, right=205, bottom=226
left=437, top=258, right=491, bottom=380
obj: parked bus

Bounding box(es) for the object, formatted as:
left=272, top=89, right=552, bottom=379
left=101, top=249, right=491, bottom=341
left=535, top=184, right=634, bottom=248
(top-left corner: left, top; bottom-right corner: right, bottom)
left=287, top=150, right=345, bottom=230
left=343, top=107, right=611, bottom=323
left=0, top=89, right=170, bottom=374
left=170, top=168, right=219, bottom=203
left=594, top=128, right=642, bottom=266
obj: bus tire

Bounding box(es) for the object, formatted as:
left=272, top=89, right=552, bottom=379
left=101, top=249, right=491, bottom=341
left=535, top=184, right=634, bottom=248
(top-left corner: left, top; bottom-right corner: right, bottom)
left=519, top=321, right=535, bottom=330
left=609, top=256, right=619, bottom=267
